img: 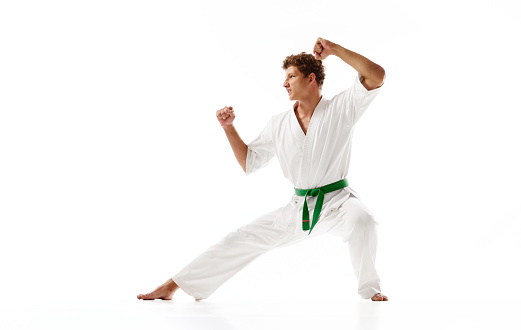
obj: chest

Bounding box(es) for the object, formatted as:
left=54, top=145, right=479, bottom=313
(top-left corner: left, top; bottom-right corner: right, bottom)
left=294, top=112, right=311, bottom=136
left=274, top=105, right=352, bottom=160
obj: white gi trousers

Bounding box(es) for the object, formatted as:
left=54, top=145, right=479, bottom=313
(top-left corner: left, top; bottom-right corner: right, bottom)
left=172, top=193, right=381, bottom=300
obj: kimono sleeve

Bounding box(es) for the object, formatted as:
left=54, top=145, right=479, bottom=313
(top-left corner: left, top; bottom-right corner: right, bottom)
left=245, top=118, right=276, bottom=175
left=332, top=74, right=383, bottom=126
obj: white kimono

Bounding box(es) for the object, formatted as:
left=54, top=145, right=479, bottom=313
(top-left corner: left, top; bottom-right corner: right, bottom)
left=173, top=75, right=383, bottom=300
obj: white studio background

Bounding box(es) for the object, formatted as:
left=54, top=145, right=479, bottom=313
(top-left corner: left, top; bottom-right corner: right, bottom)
left=1, top=0, right=520, bottom=308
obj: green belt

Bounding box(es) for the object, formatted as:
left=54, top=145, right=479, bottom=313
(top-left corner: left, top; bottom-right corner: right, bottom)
left=294, top=178, right=349, bottom=235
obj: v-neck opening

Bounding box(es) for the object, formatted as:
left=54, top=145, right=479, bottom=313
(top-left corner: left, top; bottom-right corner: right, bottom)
left=293, top=109, right=308, bottom=137
left=292, top=96, right=324, bottom=137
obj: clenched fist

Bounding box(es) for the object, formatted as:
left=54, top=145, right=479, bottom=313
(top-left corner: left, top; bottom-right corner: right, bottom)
left=216, top=106, right=235, bottom=127
left=313, top=37, right=335, bottom=60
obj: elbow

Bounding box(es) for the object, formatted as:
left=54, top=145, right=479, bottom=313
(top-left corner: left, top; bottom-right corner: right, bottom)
left=375, top=65, right=385, bottom=86
left=362, top=65, right=385, bottom=91
left=241, top=155, right=248, bottom=174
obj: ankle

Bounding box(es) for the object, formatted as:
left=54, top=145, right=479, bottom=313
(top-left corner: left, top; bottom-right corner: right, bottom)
left=165, top=279, right=179, bottom=290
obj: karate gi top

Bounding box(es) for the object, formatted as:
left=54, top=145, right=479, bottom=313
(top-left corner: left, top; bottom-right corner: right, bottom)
left=245, top=74, right=383, bottom=233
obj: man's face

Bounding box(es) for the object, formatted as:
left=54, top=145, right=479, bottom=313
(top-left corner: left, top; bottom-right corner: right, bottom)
left=283, top=66, right=309, bottom=101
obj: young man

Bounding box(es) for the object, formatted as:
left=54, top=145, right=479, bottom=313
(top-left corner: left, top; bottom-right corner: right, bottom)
left=137, top=37, right=388, bottom=302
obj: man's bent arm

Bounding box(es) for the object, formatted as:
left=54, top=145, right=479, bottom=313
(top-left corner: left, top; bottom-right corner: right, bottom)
left=222, top=125, right=248, bottom=173
left=332, top=43, right=385, bottom=90
left=314, top=38, right=385, bottom=91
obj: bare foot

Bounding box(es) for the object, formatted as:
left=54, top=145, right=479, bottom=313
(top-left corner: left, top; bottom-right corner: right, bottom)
left=137, top=278, right=179, bottom=300
left=371, top=293, right=388, bottom=301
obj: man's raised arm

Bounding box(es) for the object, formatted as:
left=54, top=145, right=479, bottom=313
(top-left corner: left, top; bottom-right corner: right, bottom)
left=313, top=37, right=385, bottom=91
left=217, top=106, right=247, bottom=172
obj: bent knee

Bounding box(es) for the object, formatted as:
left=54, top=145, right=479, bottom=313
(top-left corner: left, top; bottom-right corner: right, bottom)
left=360, top=211, right=378, bottom=227
left=344, top=198, right=378, bottom=227
left=340, top=207, right=378, bottom=233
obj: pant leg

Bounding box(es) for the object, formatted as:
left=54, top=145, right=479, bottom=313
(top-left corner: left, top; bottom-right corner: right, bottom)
left=172, top=207, right=307, bottom=300
left=328, top=195, right=382, bottom=299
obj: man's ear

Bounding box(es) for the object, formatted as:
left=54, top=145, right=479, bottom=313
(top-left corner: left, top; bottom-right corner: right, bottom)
left=308, top=72, right=316, bottom=84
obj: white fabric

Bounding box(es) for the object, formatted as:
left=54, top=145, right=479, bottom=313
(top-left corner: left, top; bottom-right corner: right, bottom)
left=173, top=194, right=380, bottom=300
left=173, top=74, right=383, bottom=300
left=246, top=74, right=382, bottom=233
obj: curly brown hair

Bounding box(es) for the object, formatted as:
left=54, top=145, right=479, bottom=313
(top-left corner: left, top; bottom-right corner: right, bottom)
left=282, top=52, right=326, bottom=88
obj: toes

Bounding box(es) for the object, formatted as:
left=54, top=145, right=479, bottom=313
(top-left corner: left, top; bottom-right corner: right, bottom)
left=371, top=293, right=388, bottom=301
left=371, top=293, right=384, bottom=301
left=139, top=293, right=150, bottom=300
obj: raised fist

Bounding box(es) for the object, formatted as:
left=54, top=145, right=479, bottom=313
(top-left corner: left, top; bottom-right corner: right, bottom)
left=216, top=106, right=235, bottom=127
left=313, top=37, right=334, bottom=60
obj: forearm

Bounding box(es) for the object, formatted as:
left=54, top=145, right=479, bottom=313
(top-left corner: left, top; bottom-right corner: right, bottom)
left=222, top=125, right=248, bottom=172
left=330, top=43, right=385, bottom=89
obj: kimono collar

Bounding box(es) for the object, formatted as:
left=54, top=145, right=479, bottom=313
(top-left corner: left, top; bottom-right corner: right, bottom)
left=292, top=96, right=326, bottom=139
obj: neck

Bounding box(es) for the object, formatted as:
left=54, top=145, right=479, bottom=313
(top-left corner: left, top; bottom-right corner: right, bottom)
left=295, top=92, right=322, bottom=118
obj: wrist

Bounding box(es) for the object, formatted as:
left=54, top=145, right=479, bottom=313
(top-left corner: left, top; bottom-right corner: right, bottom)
left=222, top=124, right=235, bottom=131
left=329, top=42, right=342, bottom=57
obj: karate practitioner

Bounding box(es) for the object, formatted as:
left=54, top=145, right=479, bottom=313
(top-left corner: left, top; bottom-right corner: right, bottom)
left=137, top=37, right=388, bottom=302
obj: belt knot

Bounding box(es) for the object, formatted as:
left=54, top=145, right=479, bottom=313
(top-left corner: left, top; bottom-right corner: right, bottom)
left=294, top=178, right=349, bottom=235
left=309, top=188, right=321, bottom=197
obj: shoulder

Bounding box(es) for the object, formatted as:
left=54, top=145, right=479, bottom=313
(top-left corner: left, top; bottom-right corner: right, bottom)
left=272, top=108, right=292, bottom=121
left=259, top=108, right=292, bottom=137
left=330, top=74, right=383, bottom=104
left=268, top=108, right=292, bottom=127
